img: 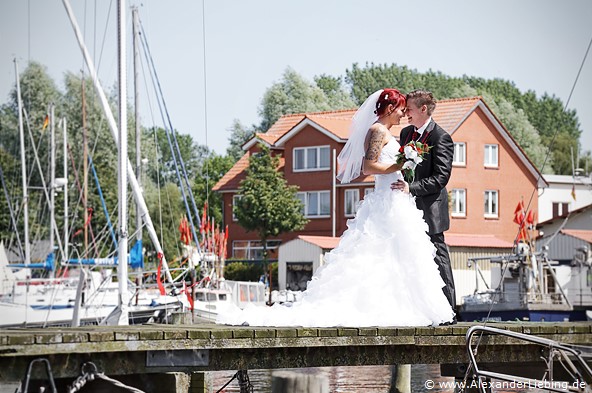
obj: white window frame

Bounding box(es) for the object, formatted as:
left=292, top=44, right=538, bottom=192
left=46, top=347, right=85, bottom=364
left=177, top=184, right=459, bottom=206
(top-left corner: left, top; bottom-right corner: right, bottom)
left=453, top=142, right=466, bottom=166
left=232, top=239, right=281, bottom=260
left=484, top=144, right=499, bottom=168
left=293, top=146, right=331, bottom=172
left=232, top=195, right=242, bottom=221
left=484, top=190, right=498, bottom=218
left=297, top=190, right=331, bottom=218
left=451, top=188, right=466, bottom=217
left=344, top=189, right=360, bottom=217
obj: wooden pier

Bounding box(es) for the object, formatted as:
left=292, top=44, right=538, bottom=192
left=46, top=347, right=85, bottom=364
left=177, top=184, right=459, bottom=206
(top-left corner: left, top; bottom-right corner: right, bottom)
left=1, top=321, right=591, bottom=390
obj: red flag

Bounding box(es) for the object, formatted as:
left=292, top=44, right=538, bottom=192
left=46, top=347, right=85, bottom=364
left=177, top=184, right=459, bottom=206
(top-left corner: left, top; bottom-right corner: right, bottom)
left=179, top=216, right=191, bottom=245
left=182, top=281, right=194, bottom=310
left=526, top=210, right=536, bottom=225
left=513, top=201, right=525, bottom=225
left=200, top=202, right=208, bottom=233
left=156, top=253, right=165, bottom=295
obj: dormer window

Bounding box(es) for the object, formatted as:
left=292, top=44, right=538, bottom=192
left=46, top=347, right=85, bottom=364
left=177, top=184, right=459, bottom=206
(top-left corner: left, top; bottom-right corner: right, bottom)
left=293, top=146, right=330, bottom=172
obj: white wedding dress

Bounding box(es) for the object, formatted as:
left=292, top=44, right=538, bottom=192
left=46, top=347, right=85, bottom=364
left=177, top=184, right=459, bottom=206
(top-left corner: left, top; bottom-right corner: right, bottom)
left=217, top=139, right=455, bottom=327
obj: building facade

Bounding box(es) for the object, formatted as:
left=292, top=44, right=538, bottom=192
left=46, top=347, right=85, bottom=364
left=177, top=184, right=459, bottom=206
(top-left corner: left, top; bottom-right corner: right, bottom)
left=214, top=97, right=545, bottom=265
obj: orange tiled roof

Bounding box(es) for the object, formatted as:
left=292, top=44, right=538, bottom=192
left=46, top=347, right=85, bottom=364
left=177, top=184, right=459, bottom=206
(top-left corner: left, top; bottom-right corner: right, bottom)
left=561, top=229, right=592, bottom=243
left=293, top=97, right=480, bottom=143
left=215, top=97, right=483, bottom=191
left=297, top=235, right=341, bottom=249
left=446, top=233, right=514, bottom=248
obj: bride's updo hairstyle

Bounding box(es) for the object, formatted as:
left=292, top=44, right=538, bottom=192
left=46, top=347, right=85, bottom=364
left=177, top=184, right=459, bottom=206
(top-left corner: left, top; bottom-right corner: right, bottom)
left=374, top=88, right=406, bottom=116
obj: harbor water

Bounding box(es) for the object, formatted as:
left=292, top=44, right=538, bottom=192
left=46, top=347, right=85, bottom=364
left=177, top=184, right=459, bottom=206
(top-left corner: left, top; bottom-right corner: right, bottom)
left=210, top=364, right=541, bottom=392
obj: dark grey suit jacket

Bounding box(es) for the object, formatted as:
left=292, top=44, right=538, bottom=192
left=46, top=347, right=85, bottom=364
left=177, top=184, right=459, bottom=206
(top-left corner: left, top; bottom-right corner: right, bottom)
left=399, top=119, right=454, bottom=235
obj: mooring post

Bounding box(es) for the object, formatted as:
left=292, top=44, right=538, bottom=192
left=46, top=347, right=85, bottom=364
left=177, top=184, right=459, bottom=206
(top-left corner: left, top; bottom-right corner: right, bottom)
left=237, top=369, right=253, bottom=393
left=389, top=364, right=410, bottom=393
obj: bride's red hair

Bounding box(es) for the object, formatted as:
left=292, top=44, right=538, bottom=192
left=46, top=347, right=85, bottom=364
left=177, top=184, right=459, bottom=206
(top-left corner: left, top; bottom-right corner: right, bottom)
left=374, top=89, right=406, bottom=116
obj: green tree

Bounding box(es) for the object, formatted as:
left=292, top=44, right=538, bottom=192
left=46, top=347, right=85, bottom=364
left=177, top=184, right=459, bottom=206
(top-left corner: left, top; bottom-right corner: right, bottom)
left=226, top=119, right=256, bottom=162
left=0, top=62, right=62, bottom=249
left=259, top=67, right=331, bottom=131
left=192, top=152, right=235, bottom=226
left=345, top=63, right=587, bottom=175
left=235, top=145, right=308, bottom=296
left=313, top=74, right=355, bottom=109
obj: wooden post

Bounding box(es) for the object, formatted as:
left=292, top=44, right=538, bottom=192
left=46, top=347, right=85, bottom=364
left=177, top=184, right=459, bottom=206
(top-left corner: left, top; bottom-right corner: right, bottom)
left=271, top=370, right=329, bottom=393
left=389, top=364, right=410, bottom=393
left=190, top=372, right=209, bottom=393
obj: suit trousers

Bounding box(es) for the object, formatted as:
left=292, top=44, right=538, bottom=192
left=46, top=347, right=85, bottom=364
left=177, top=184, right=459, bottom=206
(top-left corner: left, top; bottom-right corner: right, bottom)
left=429, top=232, right=456, bottom=311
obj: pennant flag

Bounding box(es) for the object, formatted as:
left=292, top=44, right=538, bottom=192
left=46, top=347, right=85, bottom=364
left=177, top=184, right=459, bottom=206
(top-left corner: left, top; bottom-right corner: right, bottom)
left=181, top=281, right=194, bottom=310
left=526, top=210, right=536, bottom=225
left=156, top=252, right=165, bottom=295
left=42, top=114, right=49, bottom=131
left=513, top=201, right=525, bottom=225
left=178, top=216, right=191, bottom=245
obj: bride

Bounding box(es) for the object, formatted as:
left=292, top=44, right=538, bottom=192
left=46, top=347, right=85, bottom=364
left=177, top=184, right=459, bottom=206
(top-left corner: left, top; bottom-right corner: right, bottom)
left=217, top=89, right=455, bottom=327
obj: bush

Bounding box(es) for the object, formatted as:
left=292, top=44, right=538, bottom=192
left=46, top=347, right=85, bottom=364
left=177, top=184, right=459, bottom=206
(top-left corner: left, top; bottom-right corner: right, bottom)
left=224, top=261, right=264, bottom=282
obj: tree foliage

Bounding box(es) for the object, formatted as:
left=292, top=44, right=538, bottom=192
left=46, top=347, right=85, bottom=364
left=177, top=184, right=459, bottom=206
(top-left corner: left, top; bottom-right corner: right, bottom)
left=226, top=119, right=255, bottom=162
left=258, top=67, right=354, bottom=131
left=344, top=63, right=588, bottom=175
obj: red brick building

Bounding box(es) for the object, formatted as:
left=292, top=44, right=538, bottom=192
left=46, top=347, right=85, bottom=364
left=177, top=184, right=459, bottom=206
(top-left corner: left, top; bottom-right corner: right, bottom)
left=213, top=97, right=547, bottom=265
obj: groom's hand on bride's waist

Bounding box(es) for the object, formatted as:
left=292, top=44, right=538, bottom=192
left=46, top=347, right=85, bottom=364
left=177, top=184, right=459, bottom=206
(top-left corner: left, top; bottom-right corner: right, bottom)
left=391, top=179, right=409, bottom=194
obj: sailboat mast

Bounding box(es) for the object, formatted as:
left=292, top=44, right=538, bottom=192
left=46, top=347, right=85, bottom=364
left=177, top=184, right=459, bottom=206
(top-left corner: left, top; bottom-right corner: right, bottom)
left=117, top=0, right=130, bottom=325
left=61, top=0, right=176, bottom=287
left=132, top=7, right=143, bottom=305
left=82, top=75, right=89, bottom=254
left=49, top=104, right=56, bottom=276
left=63, top=118, right=68, bottom=263
left=133, top=7, right=142, bottom=241
left=14, top=59, right=30, bottom=266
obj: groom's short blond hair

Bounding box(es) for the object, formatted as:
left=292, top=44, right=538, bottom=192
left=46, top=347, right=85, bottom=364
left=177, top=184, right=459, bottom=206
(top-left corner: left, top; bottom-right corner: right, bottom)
left=407, top=90, right=436, bottom=116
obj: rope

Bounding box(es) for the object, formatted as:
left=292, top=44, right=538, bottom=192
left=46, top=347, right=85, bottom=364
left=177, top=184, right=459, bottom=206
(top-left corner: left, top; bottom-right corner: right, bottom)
left=94, top=374, right=146, bottom=393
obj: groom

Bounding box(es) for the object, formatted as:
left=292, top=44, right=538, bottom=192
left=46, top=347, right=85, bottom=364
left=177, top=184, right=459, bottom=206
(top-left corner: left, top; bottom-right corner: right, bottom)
left=392, top=89, right=456, bottom=319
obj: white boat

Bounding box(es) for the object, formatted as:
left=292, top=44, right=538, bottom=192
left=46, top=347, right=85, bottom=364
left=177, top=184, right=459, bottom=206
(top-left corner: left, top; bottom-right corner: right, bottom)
left=192, top=280, right=266, bottom=323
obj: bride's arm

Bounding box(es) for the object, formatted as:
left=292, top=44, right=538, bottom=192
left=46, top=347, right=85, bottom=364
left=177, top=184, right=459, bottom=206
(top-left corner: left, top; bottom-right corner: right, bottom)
left=362, top=126, right=403, bottom=175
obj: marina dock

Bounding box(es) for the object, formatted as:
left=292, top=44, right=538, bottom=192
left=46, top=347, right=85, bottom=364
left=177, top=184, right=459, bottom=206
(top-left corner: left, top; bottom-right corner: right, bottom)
left=1, top=321, right=591, bottom=387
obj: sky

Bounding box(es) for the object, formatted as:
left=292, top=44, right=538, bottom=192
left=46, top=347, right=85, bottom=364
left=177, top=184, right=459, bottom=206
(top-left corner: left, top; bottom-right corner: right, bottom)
left=1, top=0, right=591, bottom=159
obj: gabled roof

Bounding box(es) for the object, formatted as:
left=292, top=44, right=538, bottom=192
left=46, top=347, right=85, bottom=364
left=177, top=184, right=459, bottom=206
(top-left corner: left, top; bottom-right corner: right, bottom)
left=445, top=234, right=514, bottom=248
left=561, top=229, right=592, bottom=244
left=244, top=98, right=482, bottom=149
left=215, top=96, right=546, bottom=191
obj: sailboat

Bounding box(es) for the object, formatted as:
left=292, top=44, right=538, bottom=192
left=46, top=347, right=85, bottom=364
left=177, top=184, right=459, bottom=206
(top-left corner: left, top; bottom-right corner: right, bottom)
left=0, top=1, right=192, bottom=327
